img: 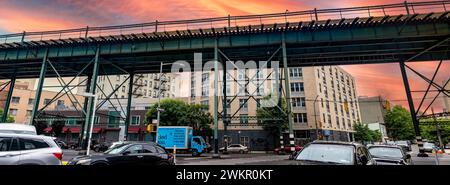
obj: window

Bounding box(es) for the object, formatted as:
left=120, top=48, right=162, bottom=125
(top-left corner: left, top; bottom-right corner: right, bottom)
left=240, top=136, right=249, bottom=147
left=67, top=117, right=78, bottom=125
left=240, top=114, right=249, bottom=125
left=223, top=136, right=232, bottom=145
left=292, top=97, right=306, bottom=107
left=200, top=100, right=209, bottom=111
left=0, top=137, right=12, bottom=151
left=43, top=99, right=51, bottom=105
left=94, top=116, right=100, bottom=125
left=294, top=113, right=308, bottom=123
left=290, top=82, right=304, bottom=92
left=9, top=109, right=17, bottom=116
left=57, top=100, right=64, bottom=107
left=19, top=138, right=49, bottom=150
left=131, top=115, right=140, bottom=125
left=28, top=98, right=34, bottom=105
left=116, top=75, right=120, bottom=81
left=256, top=69, right=264, bottom=79
left=201, top=73, right=209, bottom=97
left=124, top=145, right=142, bottom=154
left=289, top=68, right=302, bottom=78
left=239, top=99, right=248, bottom=110
left=11, top=97, right=20, bottom=104
left=122, top=86, right=126, bottom=93
left=26, top=110, right=32, bottom=116
left=328, top=115, right=332, bottom=127
left=142, top=145, right=157, bottom=153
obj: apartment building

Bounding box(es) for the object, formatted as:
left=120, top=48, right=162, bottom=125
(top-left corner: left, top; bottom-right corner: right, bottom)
left=0, top=81, right=84, bottom=124
left=188, top=66, right=361, bottom=150
left=444, top=82, right=450, bottom=112
left=358, top=96, right=390, bottom=142
left=96, top=73, right=179, bottom=100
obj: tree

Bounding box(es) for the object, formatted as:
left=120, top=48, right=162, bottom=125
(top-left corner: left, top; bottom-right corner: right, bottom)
left=0, top=108, right=15, bottom=123
left=145, top=99, right=212, bottom=133
left=353, top=123, right=383, bottom=143
left=256, top=95, right=288, bottom=147
left=384, top=105, right=415, bottom=140
left=420, top=118, right=450, bottom=145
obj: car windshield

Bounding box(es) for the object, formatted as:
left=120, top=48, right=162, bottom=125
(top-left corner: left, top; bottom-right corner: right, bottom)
left=369, top=147, right=403, bottom=158
left=104, top=144, right=129, bottom=154
left=424, top=143, right=434, bottom=148
left=296, top=144, right=354, bottom=165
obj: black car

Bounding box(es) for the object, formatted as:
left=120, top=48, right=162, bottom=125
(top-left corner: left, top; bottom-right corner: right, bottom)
left=55, top=140, right=69, bottom=149
left=368, top=145, right=412, bottom=165
left=93, top=142, right=110, bottom=153
left=68, top=142, right=174, bottom=165
left=293, top=141, right=376, bottom=165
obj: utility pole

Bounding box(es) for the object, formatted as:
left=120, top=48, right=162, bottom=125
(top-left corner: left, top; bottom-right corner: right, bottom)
left=431, top=108, right=443, bottom=148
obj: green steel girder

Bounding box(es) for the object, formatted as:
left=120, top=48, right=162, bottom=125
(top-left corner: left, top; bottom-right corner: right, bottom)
left=0, top=20, right=449, bottom=79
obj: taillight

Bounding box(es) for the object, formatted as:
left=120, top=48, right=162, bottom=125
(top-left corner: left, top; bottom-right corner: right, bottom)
left=53, top=153, right=63, bottom=161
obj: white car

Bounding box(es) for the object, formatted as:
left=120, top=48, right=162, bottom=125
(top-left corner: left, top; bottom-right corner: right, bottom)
left=0, top=123, right=37, bottom=135
left=423, top=142, right=435, bottom=153
left=219, top=144, right=249, bottom=154
left=0, top=133, right=63, bottom=165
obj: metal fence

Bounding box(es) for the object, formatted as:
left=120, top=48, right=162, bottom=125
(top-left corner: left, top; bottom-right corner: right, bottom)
left=0, top=1, right=448, bottom=44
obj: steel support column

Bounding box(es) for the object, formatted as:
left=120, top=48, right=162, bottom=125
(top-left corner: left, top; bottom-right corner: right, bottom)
left=213, top=38, right=220, bottom=158
left=30, top=48, right=49, bottom=126
left=1, top=77, right=15, bottom=122
left=82, top=46, right=100, bottom=150
left=399, top=61, right=428, bottom=157
left=79, top=75, right=92, bottom=146
left=124, top=73, right=134, bottom=140
left=282, top=33, right=294, bottom=152
left=222, top=58, right=228, bottom=153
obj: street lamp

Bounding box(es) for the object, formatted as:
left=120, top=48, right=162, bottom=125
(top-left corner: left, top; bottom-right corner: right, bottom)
left=313, top=95, right=320, bottom=140
left=82, top=92, right=97, bottom=156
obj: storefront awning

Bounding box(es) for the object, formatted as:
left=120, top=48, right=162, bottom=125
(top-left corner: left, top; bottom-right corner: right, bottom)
left=128, top=127, right=141, bottom=133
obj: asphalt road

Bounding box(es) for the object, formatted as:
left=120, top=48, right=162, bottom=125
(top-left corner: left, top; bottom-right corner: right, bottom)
left=62, top=144, right=450, bottom=165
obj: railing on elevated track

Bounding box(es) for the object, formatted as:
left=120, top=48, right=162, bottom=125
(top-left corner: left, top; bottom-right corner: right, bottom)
left=0, top=1, right=448, bottom=44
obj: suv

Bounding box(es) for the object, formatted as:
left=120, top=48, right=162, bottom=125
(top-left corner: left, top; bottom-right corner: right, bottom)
left=293, top=141, right=376, bottom=165
left=0, top=133, right=63, bottom=165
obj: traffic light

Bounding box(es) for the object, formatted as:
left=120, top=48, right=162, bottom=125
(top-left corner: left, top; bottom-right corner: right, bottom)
left=147, top=124, right=157, bottom=133
left=385, top=100, right=391, bottom=111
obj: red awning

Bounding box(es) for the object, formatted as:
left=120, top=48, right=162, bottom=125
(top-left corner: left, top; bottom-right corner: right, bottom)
left=92, top=128, right=103, bottom=133
left=63, top=127, right=70, bottom=133
left=128, top=127, right=141, bottom=133
left=44, top=127, right=52, bottom=133
left=69, top=127, right=81, bottom=133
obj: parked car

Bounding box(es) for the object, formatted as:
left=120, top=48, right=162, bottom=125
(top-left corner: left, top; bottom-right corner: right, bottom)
left=0, top=123, right=37, bottom=135
left=395, top=140, right=412, bottom=152
left=274, top=145, right=303, bottom=155
left=55, top=140, right=69, bottom=149
left=293, top=141, right=376, bottom=165
left=423, top=142, right=435, bottom=153
left=68, top=142, right=174, bottom=165
left=368, top=145, right=412, bottom=165
left=93, top=142, right=110, bottom=152
left=219, top=144, right=249, bottom=154
left=0, top=133, right=63, bottom=165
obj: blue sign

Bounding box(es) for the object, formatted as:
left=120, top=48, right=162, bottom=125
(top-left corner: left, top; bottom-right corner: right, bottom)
left=157, top=127, right=188, bottom=149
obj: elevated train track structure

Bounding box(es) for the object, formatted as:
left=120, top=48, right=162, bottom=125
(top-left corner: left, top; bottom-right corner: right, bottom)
left=0, top=1, right=449, bottom=155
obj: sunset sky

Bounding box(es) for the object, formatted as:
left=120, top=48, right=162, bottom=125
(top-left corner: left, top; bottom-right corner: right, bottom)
left=0, top=0, right=448, bottom=112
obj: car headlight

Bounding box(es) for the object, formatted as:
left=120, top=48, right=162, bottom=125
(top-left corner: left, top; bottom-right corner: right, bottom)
left=76, top=159, right=92, bottom=165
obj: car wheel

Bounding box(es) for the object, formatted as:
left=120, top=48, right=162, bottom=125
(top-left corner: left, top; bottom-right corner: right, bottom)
left=192, top=151, right=199, bottom=157
left=159, top=162, right=170, bottom=165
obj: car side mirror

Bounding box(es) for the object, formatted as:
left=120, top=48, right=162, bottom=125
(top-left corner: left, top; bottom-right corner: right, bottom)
left=406, top=154, right=411, bottom=159
left=122, top=151, right=131, bottom=156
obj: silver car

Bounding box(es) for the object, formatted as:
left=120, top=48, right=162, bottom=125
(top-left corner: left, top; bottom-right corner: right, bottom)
left=219, top=144, right=249, bottom=154
left=0, top=133, right=63, bottom=165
